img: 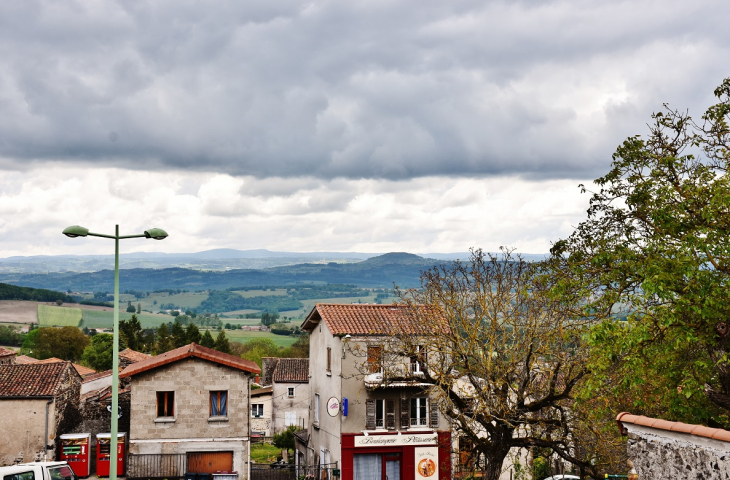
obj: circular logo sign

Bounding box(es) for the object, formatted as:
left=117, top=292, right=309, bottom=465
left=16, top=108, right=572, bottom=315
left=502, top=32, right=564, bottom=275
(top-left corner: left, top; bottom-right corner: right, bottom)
left=326, top=396, right=340, bottom=417
left=417, top=459, right=436, bottom=477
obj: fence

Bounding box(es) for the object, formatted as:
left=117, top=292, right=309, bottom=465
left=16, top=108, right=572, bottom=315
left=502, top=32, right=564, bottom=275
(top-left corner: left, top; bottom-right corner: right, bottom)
left=251, top=463, right=339, bottom=480
left=127, top=453, right=188, bottom=479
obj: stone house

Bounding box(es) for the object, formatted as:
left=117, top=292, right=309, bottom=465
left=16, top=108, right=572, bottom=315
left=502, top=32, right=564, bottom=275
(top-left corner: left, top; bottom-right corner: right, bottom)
left=119, top=343, right=261, bottom=478
left=250, top=386, right=273, bottom=438
left=295, top=304, right=451, bottom=480
left=0, top=346, right=17, bottom=365
left=261, top=357, right=309, bottom=433
left=0, top=361, right=82, bottom=465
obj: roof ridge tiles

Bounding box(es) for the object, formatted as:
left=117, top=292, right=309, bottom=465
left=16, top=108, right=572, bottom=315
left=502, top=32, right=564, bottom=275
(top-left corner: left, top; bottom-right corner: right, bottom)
left=617, top=412, right=730, bottom=444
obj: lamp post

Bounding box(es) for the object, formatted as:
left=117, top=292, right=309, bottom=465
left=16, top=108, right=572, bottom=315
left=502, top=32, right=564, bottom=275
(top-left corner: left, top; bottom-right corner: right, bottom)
left=62, top=225, right=168, bottom=480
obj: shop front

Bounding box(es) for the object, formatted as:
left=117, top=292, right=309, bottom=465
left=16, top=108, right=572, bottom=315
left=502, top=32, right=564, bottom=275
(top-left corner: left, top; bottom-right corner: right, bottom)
left=341, top=431, right=451, bottom=480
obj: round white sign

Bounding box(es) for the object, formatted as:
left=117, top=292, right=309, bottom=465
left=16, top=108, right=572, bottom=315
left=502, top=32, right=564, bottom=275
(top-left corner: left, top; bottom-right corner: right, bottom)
left=326, top=396, right=340, bottom=417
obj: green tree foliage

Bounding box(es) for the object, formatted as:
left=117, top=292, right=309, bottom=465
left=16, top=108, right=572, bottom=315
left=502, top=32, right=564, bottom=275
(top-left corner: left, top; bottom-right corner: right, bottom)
left=280, top=334, right=310, bottom=358
left=549, top=78, right=730, bottom=424
left=81, top=334, right=114, bottom=371
left=137, top=303, right=141, bottom=314
left=155, top=323, right=173, bottom=354
left=21, top=326, right=89, bottom=362
left=185, top=323, right=202, bottom=344
left=120, top=315, right=143, bottom=351
left=200, top=330, right=215, bottom=348
left=198, top=290, right=301, bottom=314
left=126, top=301, right=136, bottom=313
left=237, top=338, right=281, bottom=368
left=261, top=312, right=279, bottom=327
left=272, top=425, right=298, bottom=452
left=214, top=330, right=231, bottom=354
left=0, top=325, right=25, bottom=347
left=171, top=320, right=188, bottom=348
left=0, top=283, right=74, bottom=302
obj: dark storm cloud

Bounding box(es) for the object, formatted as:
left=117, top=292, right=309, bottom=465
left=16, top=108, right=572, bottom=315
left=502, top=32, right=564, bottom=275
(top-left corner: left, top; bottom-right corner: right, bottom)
left=0, top=0, right=728, bottom=180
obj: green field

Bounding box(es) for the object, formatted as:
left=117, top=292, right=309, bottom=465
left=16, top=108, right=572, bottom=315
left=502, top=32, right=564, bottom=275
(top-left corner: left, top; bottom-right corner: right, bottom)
left=81, top=309, right=174, bottom=329
left=224, top=330, right=300, bottom=348
left=38, top=304, right=82, bottom=327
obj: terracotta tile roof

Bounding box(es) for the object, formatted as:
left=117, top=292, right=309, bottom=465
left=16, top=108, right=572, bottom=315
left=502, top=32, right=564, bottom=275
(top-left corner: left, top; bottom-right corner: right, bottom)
left=272, top=358, right=309, bottom=383
left=616, top=412, right=730, bottom=443
left=0, top=362, right=76, bottom=397
left=81, top=385, right=111, bottom=403
left=251, top=386, right=273, bottom=397
left=33, top=357, right=96, bottom=377
left=14, top=355, right=38, bottom=364
left=119, top=348, right=151, bottom=363
left=301, top=303, right=443, bottom=336
left=0, top=347, right=16, bottom=358
left=120, top=343, right=261, bottom=378
left=82, top=369, right=113, bottom=383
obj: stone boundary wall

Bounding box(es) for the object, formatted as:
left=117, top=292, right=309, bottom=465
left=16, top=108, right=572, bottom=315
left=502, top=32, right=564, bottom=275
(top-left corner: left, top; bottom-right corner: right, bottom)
left=617, top=413, right=730, bottom=479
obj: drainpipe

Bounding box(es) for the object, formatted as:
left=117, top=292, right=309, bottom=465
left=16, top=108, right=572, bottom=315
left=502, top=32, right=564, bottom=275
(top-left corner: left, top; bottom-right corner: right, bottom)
left=44, top=397, right=54, bottom=461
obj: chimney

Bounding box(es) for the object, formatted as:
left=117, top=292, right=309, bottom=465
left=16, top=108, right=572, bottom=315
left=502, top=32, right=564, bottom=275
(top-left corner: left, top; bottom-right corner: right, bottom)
left=254, top=374, right=260, bottom=385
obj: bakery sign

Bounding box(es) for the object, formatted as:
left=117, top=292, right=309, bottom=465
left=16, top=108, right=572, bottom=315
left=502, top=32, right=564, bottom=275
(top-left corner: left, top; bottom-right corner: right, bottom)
left=354, top=433, right=438, bottom=447
left=414, top=446, right=439, bottom=479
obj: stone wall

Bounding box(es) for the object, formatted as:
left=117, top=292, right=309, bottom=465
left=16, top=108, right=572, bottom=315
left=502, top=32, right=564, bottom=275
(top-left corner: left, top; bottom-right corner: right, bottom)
left=624, top=423, right=730, bottom=479
left=77, top=390, right=131, bottom=440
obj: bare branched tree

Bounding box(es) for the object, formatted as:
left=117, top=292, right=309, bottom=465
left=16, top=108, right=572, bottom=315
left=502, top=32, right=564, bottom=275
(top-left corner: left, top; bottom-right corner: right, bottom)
left=377, top=249, right=604, bottom=480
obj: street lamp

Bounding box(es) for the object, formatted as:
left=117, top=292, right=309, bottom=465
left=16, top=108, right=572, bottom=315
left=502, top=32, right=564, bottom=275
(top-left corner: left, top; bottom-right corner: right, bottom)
left=62, top=225, right=167, bottom=480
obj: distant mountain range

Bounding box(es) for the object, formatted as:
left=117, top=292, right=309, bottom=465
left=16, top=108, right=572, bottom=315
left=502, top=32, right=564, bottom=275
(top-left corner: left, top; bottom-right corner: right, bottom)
left=0, top=248, right=547, bottom=274
left=0, top=249, right=549, bottom=292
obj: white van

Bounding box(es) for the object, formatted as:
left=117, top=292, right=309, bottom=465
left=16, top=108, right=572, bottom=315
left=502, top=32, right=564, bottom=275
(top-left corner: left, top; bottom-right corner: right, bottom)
left=0, top=462, right=77, bottom=480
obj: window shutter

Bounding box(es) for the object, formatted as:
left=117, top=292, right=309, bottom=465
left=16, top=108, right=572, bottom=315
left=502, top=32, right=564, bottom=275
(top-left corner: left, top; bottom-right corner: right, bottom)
left=429, top=401, right=439, bottom=429
left=400, top=397, right=409, bottom=428
left=366, top=399, right=376, bottom=430
left=386, top=399, right=396, bottom=429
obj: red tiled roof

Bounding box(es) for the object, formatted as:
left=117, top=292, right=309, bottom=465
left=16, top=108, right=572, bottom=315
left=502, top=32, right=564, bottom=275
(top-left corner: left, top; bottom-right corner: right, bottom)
left=34, top=357, right=96, bottom=377
left=616, top=412, right=730, bottom=443
left=272, top=358, right=309, bottom=383
left=14, top=355, right=38, bottom=364
left=82, top=369, right=112, bottom=383
left=301, top=303, right=443, bottom=336
left=0, top=362, right=77, bottom=397
left=36, top=357, right=65, bottom=364
left=0, top=347, right=16, bottom=358
left=119, top=348, right=151, bottom=363
left=120, top=343, right=261, bottom=378
left=251, top=386, right=273, bottom=397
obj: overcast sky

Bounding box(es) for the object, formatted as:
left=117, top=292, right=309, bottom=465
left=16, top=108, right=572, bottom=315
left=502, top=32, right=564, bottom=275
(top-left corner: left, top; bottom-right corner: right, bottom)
left=1, top=0, right=728, bottom=257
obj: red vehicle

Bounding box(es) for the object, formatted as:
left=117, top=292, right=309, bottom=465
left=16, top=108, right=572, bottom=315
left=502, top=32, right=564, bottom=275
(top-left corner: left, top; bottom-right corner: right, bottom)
left=59, top=434, right=91, bottom=477
left=96, top=433, right=126, bottom=477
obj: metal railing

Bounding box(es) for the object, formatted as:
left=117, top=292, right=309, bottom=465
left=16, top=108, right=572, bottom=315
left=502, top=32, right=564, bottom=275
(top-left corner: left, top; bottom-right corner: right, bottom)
left=251, top=463, right=339, bottom=480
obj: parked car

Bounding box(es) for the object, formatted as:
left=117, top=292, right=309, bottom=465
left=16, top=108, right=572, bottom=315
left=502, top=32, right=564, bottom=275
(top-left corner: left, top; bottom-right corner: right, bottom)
left=0, top=462, right=77, bottom=480
left=544, top=475, right=580, bottom=480
left=270, top=460, right=289, bottom=469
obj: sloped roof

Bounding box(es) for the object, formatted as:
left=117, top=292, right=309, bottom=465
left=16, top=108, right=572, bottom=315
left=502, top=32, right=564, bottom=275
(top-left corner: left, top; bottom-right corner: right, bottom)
left=119, top=348, right=151, bottom=363
left=14, top=355, right=37, bottom=364
left=81, top=369, right=112, bottom=383
left=34, top=358, right=95, bottom=377
left=251, top=386, right=273, bottom=397
left=120, top=343, right=260, bottom=378
left=0, top=346, right=16, bottom=358
left=301, top=303, right=441, bottom=336
left=0, top=362, right=77, bottom=397
left=272, top=358, right=309, bottom=383
left=616, top=412, right=730, bottom=442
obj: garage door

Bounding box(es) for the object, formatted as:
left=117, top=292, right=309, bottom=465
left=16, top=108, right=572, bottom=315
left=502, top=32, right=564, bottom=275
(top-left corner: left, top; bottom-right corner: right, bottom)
left=187, top=452, right=234, bottom=474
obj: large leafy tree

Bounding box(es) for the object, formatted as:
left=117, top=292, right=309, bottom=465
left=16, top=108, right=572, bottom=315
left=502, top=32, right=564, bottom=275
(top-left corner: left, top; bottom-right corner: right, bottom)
left=81, top=334, right=114, bottom=371
left=549, top=78, right=730, bottom=423
left=390, top=250, right=608, bottom=480
left=21, top=326, right=89, bottom=362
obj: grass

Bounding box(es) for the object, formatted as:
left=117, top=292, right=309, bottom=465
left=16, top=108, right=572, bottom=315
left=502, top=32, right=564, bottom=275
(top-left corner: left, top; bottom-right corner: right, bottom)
left=38, top=304, right=82, bottom=327
left=81, top=309, right=174, bottom=329
left=230, top=288, right=288, bottom=298
left=250, top=442, right=282, bottom=463
left=225, top=330, right=300, bottom=348
left=134, top=291, right=209, bottom=312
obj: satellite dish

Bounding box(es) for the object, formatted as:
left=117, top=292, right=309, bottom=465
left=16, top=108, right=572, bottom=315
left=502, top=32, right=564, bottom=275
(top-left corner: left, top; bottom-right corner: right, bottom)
left=107, top=405, right=122, bottom=419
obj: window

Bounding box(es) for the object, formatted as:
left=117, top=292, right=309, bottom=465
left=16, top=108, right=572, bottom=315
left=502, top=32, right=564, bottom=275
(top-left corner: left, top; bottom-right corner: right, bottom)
left=367, top=345, right=382, bottom=373
left=288, top=387, right=295, bottom=397
left=375, top=399, right=385, bottom=428
left=252, top=404, right=264, bottom=417
left=48, top=465, right=76, bottom=480
left=410, top=345, right=427, bottom=374
left=210, top=391, right=227, bottom=416
left=410, top=397, right=427, bottom=427
left=6, top=472, right=36, bottom=480
left=285, top=410, right=297, bottom=426
left=327, top=347, right=332, bottom=373
left=367, top=399, right=395, bottom=430
left=156, top=391, right=175, bottom=417
left=314, top=393, right=320, bottom=424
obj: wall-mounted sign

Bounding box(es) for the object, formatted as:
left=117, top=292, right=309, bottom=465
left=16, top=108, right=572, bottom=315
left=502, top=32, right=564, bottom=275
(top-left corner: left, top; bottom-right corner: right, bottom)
left=327, top=396, right=340, bottom=417
left=354, top=433, right=438, bottom=447
left=414, top=446, right=439, bottom=479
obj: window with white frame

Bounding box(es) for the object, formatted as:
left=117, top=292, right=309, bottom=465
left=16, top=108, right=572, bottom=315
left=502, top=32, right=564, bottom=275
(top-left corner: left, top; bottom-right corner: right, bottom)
left=251, top=403, right=264, bottom=417
left=288, top=387, right=295, bottom=397
left=410, top=345, right=426, bottom=374
left=410, top=397, right=428, bottom=426
left=375, top=399, right=385, bottom=428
